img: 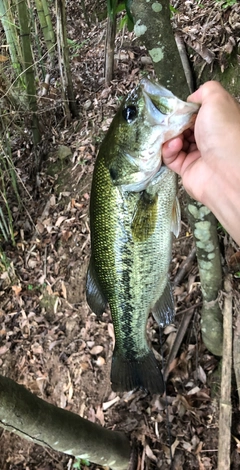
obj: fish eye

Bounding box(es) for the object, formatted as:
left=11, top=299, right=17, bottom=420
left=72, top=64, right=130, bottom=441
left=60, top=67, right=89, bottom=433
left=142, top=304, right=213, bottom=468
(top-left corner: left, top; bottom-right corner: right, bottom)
left=122, top=105, right=137, bottom=123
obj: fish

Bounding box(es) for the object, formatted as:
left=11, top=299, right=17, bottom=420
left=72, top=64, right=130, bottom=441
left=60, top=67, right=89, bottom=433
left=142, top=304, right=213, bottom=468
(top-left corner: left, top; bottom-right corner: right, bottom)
left=86, top=79, right=199, bottom=394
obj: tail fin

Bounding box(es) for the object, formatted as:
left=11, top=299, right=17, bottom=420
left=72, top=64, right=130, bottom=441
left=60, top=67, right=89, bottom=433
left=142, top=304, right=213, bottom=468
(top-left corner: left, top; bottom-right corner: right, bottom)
left=111, top=350, right=164, bottom=395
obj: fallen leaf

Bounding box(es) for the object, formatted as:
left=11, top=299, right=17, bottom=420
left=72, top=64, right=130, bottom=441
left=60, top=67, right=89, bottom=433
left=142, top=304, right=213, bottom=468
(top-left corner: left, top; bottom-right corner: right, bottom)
left=55, top=216, right=67, bottom=227
left=96, top=405, right=105, bottom=426
left=145, top=445, right=157, bottom=462
left=90, top=345, right=103, bottom=355
left=61, top=281, right=67, bottom=299
left=0, top=55, right=8, bottom=62
left=96, top=356, right=105, bottom=366
left=0, top=345, right=9, bottom=355
left=31, top=343, right=43, bottom=354
left=12, top=285, right=22, bottom=296
left=61, top=230, right=72, bottom=241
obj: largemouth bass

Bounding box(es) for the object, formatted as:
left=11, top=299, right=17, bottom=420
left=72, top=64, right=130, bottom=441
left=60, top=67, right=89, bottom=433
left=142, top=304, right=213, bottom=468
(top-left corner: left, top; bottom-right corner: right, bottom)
left=86, top=79, right=199, bottom=394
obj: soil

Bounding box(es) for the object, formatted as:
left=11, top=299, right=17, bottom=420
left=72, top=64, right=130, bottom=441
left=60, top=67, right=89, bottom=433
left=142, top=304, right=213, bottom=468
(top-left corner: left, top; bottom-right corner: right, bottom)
left=1, top=1, right=240, bottom=469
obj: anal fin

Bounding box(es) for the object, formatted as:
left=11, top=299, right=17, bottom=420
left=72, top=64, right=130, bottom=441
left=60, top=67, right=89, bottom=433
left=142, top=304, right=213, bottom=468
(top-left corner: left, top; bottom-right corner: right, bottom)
left=152, top=280, right=175, bottom=327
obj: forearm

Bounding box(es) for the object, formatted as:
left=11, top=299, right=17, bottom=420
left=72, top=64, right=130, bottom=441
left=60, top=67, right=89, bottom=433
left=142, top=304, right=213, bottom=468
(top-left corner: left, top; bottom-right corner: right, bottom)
left=201, top=171, right=240, bottom=245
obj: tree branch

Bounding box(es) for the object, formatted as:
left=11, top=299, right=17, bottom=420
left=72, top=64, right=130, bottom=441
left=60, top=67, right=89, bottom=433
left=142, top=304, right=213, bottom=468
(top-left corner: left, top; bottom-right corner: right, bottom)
left=0, top=375, right=130, bottom=470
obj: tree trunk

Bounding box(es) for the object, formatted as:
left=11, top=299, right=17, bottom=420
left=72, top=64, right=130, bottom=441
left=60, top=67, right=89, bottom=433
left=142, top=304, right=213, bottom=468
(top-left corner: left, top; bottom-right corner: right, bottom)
left=130, top=0, right=189, bottom=97
left=187, top=200, right=223, bottom=356
left=0, top=375, right=131, bottom=470
left=105, top=13, right=117, bottom=85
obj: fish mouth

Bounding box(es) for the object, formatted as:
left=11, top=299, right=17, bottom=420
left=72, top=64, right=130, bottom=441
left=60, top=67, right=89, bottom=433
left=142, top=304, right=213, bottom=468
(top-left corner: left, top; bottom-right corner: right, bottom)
left=140, top=78, right=200, bottom=128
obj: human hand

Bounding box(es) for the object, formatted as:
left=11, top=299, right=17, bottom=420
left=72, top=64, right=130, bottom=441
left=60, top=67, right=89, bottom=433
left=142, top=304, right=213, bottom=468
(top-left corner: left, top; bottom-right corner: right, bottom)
left=162, top=81, right=240, bottom=244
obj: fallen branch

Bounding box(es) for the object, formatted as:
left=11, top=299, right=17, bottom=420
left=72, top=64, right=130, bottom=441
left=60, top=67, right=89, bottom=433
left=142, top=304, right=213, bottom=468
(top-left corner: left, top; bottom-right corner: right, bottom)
left=233, top=292, right=240, bottom=403
left=218, top=275, right=232, bottom=470
left=173, top=246, right=196, bottom=287
left=0, top=375, right=131, bottom=470
left=164, top=306, right=195, bottom=381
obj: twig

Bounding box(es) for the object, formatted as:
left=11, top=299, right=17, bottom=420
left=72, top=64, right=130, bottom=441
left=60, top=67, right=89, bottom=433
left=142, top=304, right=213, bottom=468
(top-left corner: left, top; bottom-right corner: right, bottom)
left=173, top=246, right=196, bottom=287
left=218, top=275, right=232, bottom=470
left=174, top=32, right=194, bottom=93
left=164, top=306, right=195, bottom=381
left=233, top=292, right=240, bottom=404
left=175, top=301, right=202, bottom=317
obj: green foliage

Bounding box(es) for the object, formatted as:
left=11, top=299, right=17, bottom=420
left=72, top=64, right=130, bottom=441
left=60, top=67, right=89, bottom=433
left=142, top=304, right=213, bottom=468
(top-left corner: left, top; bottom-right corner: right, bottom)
left=0, top=251, right=10, bottom=272
left=169, top=5, right=178, bottom=16
left=106, top=0, right=134, bottom=32
left=215, top=0, right=237, bottom=7
left=73, top=458, right=90, bottom=469
left=0, top=133, right=21, bottom=246
left=67, top=38, right=89, bottom=50
left=27, top=283, right=46, bottom=291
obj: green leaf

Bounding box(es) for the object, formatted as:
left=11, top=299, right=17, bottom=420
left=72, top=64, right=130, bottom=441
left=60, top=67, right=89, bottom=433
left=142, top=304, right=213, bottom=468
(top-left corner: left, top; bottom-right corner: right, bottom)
left=116, top=2, right=125, bottom=13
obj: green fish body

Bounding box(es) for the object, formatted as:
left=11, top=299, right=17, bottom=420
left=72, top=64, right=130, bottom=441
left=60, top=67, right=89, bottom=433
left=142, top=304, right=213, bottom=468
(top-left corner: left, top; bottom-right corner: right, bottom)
left=86, top=79, right=199, bottom=394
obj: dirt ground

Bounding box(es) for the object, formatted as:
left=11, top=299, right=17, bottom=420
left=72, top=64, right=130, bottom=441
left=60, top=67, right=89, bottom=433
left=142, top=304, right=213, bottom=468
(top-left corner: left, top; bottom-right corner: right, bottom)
left=1, top=1, right=240, bottom=469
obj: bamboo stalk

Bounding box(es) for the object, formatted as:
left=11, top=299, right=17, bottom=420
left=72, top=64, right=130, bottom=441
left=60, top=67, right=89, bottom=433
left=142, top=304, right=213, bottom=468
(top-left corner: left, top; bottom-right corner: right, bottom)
left=0, top=0, right=21, bottom=74
left=56, top=0, right=77, bottom=120
left=16, top=0, right=40, bottom=149
left=42, top=0, right=55, bottom=45
left=34, top=0, right=55, bottom=59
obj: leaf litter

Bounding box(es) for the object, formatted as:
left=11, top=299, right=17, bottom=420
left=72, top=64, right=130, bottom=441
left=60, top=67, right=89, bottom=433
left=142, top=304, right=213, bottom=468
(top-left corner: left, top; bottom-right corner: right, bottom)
left=0, top=0, right=240, bottom=469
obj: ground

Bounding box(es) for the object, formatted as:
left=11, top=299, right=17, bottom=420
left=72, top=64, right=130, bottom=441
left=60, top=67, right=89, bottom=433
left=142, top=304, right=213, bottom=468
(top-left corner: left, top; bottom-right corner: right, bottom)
left=0, top=1, right=240, bottom=469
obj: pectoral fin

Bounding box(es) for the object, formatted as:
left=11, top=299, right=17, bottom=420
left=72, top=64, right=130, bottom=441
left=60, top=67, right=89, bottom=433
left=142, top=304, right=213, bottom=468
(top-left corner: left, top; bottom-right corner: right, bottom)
left=171, top=196, right=181, bottom=237
left=152, top=280, right=175, bottom=327
left=86, top=258, right=107, bottom=317
left=131, top=191, right=158, bottom=242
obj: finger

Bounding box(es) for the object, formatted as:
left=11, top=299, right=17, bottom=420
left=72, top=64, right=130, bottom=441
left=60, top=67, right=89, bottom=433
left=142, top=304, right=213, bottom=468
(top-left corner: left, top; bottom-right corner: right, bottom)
left=162, top=135, right=183, bottom=163
left=164, top=148, right=201, bottom=177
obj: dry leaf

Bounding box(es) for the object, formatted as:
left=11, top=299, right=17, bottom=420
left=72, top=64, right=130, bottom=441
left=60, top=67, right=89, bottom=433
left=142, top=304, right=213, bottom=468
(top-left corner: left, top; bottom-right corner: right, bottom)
left=108, top=323, right=115, bottom=345
left=196, top=365, right=207, bottom=384
left=96, top=405, right=105, bottom=426
left=36, top=221, right=45, bottom=234
left=61, top=230, right=72, bottom=242
left=61, top=281, right=67, bottom=299
left=12, top=285, right=22, bottom=296
left=0, top=345, right=9, bottom=355
left=90, top=345, right=103, bottom=355
left=96, top=356, right=105, bottom=366
left=171, top=438, right=180, bottom=457
left=31, top=343, right=43, bottom=354
left=55, top=216, right=67, bottom=227
left=145, top=445, right=157, bottom=462
left=0, top=55, right=8, bottom=62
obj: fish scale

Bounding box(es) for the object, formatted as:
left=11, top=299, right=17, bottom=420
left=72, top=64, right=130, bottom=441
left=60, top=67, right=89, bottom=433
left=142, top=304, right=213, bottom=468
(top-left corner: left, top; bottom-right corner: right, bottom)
left=86, top=79, right=199, bottom=394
